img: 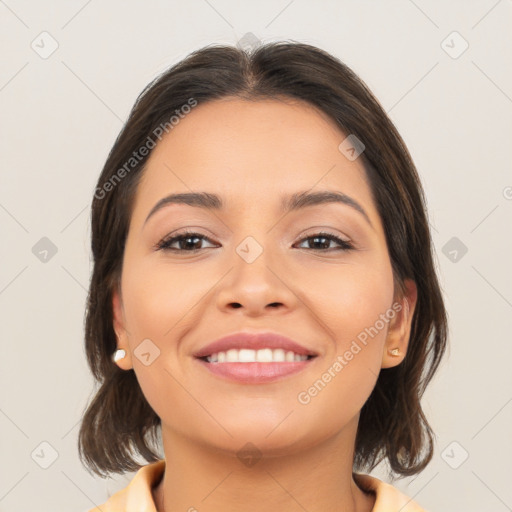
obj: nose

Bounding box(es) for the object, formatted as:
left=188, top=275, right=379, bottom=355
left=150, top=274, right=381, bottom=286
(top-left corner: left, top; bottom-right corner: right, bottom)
left=215, top=241, right=298, bottom=317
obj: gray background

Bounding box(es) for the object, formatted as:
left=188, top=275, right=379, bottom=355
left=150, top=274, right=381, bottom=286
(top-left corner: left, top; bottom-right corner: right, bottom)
left=1, top=1, right=511, bottom=511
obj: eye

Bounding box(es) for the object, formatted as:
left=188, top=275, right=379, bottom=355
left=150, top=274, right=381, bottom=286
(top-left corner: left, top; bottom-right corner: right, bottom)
left=155, top=230, right=218, bottom=252
left=294, top=231, right=354, bottom=251
left=155, top=229, right=354, bottom=253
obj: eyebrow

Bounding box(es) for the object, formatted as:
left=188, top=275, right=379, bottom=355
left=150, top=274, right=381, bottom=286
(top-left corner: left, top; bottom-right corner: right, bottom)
left=143, top=190, right=373, bottom=228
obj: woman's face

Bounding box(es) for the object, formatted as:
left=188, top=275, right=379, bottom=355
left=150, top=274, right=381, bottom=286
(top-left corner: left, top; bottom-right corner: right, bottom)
left=112, top=97, right=416, bottom=456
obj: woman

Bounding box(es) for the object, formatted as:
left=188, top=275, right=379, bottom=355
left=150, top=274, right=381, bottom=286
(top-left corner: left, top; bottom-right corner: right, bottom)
left=79, top=41, right=447, bottom=512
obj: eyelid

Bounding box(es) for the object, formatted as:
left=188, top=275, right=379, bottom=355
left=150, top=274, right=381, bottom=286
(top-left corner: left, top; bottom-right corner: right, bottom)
left=296, top=226, right=352, bottom=242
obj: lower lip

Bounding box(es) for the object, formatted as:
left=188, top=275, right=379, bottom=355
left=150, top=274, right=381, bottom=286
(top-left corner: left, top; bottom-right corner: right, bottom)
left=195, top=358, right=316, bottom=383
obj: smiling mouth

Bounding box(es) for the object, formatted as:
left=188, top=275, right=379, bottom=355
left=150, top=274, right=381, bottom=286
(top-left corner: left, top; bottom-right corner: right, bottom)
left=198, top=348, right=317, bottom=363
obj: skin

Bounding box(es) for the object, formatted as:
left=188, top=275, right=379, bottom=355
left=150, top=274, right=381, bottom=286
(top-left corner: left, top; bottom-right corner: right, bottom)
left=112, top=97, right=417, bottom=512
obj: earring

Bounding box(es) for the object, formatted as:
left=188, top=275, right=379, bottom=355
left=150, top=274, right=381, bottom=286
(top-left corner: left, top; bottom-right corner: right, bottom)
left=112, top=349, right=126, bottom=362
left=388, top=348, right=400, bottom=356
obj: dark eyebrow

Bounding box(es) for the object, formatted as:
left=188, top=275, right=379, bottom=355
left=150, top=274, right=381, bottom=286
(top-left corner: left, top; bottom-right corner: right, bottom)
left=282, top=190, right=373, bottom=228
left=143, top=190, right=373, bottom=228
left=144, top=192, right=222, bottom=227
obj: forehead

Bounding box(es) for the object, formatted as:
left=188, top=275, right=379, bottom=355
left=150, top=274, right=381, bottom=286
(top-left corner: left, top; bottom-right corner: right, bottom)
left=132, top=97, right=378, bottom=223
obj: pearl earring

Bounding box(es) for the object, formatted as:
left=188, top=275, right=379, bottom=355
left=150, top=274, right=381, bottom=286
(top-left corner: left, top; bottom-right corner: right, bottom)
left=112, top=349, right=126, bottom=362
left=388, top=348, right=400, bottom=356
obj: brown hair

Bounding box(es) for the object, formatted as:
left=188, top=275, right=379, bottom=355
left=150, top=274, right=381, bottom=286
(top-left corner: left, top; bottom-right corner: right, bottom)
left=78, top=40, right=448, bottom=479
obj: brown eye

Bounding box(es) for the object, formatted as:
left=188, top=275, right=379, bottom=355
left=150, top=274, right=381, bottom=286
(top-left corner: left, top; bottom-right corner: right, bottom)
left=155, top=231, right=217, bottom=252
left=294, top=231, right=354, bottom=251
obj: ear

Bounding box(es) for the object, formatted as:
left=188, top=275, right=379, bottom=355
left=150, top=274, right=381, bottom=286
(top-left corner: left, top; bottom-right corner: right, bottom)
left=381, top=279, right=417, bottom=369
left=112, top=285, right=133, bottom=370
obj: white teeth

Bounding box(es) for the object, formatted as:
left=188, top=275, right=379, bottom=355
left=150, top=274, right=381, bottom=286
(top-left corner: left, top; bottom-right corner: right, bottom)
left=226, top=349, right=238, bottom=362
left=239, top=349, right=255, bottom=362
left=257, top=348, right=273, bottom=362
left=205, top=348, right=310, bottom=363
left=273, top=348, right=285, bottom=362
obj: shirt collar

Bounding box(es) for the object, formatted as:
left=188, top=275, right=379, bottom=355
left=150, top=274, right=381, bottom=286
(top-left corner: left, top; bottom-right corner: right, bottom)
left=92, top=460, right=426, bottom=512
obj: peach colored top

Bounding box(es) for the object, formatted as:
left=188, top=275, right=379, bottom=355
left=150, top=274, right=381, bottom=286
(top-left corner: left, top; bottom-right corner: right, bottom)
left=88, top=459, right=427, bottom=512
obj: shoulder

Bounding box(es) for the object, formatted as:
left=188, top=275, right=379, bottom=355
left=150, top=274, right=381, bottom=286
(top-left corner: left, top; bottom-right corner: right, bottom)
left=353, top=473, right=428, bottom=512
left=87, top=459, right=165, bottom=512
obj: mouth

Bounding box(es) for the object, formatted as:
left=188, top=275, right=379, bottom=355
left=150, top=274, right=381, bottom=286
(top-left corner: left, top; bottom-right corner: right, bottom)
left=192, top=331, right=319, bottom=383
left=193, top=330, right=320, bottom=383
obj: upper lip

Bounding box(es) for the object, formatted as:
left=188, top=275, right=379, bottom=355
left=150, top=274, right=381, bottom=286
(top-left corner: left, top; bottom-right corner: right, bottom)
left=193, top=331, right=319, bottom=359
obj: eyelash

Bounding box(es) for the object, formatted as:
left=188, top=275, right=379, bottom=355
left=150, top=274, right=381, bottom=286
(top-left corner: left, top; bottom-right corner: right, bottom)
left=155, top=229, right=354, bottom=253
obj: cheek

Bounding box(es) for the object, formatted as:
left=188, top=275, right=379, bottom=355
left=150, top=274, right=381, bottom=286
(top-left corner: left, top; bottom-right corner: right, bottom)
left=294, top=268, right=394, bottom=432
left=304, top=257, right=395, bottom=346
left=119, top=259, right=209, bottom=426
left=121, top=258, right=201, bottom=341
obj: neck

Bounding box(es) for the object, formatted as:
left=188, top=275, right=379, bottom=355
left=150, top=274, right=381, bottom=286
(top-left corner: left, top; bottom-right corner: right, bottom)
left=152, top=418, right=375, bottom=512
